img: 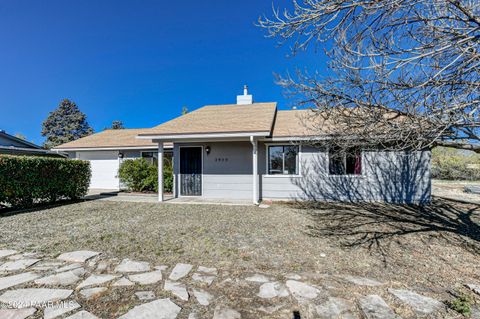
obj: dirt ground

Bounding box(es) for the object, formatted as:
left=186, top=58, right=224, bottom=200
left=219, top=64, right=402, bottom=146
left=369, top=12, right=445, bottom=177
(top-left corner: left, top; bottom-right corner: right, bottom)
left=0, top=198, right=479, bottom=317
left=432, top=179, right=480, bottom=204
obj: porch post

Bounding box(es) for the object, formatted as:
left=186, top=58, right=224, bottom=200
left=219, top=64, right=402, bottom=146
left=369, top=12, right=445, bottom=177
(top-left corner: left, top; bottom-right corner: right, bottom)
left=158, top=142, right=164, bottom=202
left=250, top=136, right=259, bottom=205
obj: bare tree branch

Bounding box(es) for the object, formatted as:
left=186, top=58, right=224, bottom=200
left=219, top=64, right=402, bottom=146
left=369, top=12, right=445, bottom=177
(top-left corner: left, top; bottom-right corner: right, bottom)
left=259, top=0, right=480, bottom=153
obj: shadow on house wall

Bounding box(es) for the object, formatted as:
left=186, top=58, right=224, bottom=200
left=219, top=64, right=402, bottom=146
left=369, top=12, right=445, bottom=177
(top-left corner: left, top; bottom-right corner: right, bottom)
left=292, top=149, right=431, bottom=204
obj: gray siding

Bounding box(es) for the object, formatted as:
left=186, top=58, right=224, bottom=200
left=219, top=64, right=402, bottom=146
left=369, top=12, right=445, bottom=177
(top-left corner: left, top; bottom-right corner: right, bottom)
left=173, top=142, right=253, bottom=199
left=173, top=141, right=431, bottom=204
left=259, top=143, right=431, bottom=204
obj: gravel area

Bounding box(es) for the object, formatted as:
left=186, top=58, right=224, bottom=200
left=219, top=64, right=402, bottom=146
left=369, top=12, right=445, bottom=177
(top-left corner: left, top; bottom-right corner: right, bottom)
left=0, top=198, right=479, bottom=315
left=432, top=179, right=480, bottom=204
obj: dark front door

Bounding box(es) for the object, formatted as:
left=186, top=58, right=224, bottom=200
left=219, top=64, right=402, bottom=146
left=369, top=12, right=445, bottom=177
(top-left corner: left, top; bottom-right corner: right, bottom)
left=180, top=147, right=202, bottom=196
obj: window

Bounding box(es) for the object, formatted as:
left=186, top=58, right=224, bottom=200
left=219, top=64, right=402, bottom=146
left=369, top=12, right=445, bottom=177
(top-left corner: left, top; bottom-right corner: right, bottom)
left=329, top=147, right=362, bottom=175
left=268, top=145, right=299, bottom=175
left=141, top=151, right=158, bottom=166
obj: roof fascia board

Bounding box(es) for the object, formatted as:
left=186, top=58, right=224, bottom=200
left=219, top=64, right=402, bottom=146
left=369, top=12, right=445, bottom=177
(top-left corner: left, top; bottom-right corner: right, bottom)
left=53, top=146, right=171, bottom=151
left=138, top=131, right=270, bottom=140
left=0, top=132, right=42, bottom=149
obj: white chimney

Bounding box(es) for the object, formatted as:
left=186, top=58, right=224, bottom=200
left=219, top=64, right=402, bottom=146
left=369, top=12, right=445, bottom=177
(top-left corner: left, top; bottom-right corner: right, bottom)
left=236, top=85, right=253, bottom=105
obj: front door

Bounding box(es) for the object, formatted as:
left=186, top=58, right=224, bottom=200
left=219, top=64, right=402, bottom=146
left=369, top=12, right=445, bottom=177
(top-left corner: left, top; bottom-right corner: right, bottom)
left=180, top=147, right=202, bottom=196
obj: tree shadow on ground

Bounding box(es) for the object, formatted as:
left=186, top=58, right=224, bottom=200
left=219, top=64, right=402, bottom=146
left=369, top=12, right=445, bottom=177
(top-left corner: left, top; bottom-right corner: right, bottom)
left=292, top=197, right=480, bottom=261
left=0, top=193, right=118, bottom=218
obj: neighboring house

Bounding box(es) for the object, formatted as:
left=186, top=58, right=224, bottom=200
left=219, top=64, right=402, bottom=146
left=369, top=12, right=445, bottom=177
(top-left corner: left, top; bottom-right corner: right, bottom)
left=54, top=129, right=173, bottom=189
left=0, top=130, right=65, bottom=157
left=54, top=87, right=431, bottom=204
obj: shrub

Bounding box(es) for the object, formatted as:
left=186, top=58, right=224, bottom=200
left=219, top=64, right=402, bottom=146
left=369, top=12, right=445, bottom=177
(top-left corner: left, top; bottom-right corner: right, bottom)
left=447, top=292, right=473, bottom=316
left=118, top=158, right=173, bottom=193
left=0, top=155, right=91, bottom=208
left=432, top=147, right=480, bottom=181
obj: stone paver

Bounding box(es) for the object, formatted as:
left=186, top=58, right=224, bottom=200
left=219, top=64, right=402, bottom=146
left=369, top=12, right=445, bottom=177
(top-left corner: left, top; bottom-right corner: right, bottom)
left=169, top=263, right=193, bottom=281
left=192, top=288, right=213, bottom=306
left=213, top=305, right=241, bottom=319
left=0, top=272, right=39, bottom=290
left=0, top=249, right=18, bottom=259
left=0, top=307, right=36, bottom=319
left=0, top=259, right=40, bottom=272
left=286, top=280, right=320, bottom=302
left=467, top=283, right=480, bottom=295
left=359, top=295, right=400, bottom=319
left=113, top=277, right=135, bottom=287
left=257, top=282, right=289, bottom=299
left=198, top=266, right=217, bottom=275
left=65, top=310, right=99, bottom=319
left=80, top=287, right=107, bottom=299
left=95, top=260, right=109, bottom=272
left=77, top=274, right=119, bottom=289
left=118, top=298, right=181, bottom=319
left=245, top=274, right=271, bottom=283
left=344, top=276, right=383, bottom=287
left=57, top=251, right=100, bottom=263
left=31, top=261, right=64, bottom=271
left=56, top=263, right=83, bottom=273
left=135, top=291, right=155, bottom=301
left=192, top=272, right=216, bottom=285
left=164, top=280, right=189, bottom=301
left=129, top=270, right=163, bottom=285
left=35, top=268, right=85, bottom=286
left=44, top=300, right=81, bottom=319
left=315, top=297, right=356, bottom=319
left=115, top=259, right=150, bottom=273
left=0, top=288, right=73, bottom=308
left=0, top=248, right=456, bottom=319
left=8, top=254, right=26, bottom=260
left=389, top=289, right=443, bottom=315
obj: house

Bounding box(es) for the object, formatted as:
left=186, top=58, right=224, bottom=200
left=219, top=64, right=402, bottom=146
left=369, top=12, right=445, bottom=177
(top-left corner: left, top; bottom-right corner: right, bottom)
left=54, top=87, right=431, bottom=204
left=0, top=130, right=65, bottom=157
left=53, top=129, right=173, bottom=189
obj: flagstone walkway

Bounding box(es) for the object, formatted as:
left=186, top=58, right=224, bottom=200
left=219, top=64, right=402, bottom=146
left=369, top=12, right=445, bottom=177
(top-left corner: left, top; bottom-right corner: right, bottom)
left=0, top=249, right=477, bottom=318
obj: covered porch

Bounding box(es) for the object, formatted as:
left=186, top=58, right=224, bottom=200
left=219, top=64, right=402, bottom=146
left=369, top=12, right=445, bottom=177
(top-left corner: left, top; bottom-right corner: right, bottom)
left=155, top=137, right=261, bottom=205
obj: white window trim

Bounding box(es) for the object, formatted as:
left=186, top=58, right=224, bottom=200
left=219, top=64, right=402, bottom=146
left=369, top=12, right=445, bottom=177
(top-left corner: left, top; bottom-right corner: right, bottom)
left=264, top=143, right=302, bottom=178
left=327, top=146, right=365, bottom=177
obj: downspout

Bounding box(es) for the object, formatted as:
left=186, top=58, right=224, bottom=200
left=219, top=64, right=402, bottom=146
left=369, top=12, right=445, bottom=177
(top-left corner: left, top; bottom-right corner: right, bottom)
left=250, top=136, right=259, bottom=205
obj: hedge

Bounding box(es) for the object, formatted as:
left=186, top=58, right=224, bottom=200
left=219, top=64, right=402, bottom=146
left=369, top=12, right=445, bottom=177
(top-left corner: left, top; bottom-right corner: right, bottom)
left=0, top=155, right=91, bottom=208
left=118, top=158, right=173, bottom=193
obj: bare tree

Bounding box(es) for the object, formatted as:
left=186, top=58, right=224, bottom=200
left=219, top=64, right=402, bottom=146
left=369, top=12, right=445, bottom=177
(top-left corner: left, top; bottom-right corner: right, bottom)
left=259, top=0, right=480, bottom=152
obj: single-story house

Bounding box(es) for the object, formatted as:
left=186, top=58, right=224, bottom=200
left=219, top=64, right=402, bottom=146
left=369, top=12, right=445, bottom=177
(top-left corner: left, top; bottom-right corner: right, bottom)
left=54, top=87, right=431, bottom=204
left=53, top=129, right=173, bottom=189
left=0, top=130, right=65, bottom=157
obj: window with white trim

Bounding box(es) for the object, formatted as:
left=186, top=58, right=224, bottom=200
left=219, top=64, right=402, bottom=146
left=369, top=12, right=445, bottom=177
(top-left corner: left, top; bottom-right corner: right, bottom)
left=328, top=147, right=362, bottom=175
left=268, top=145, right=299, bottom=175
left=141, top=151, right=158, bottom=166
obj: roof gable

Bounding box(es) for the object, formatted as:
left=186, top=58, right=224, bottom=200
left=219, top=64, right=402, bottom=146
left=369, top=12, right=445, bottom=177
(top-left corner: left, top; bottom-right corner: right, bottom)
left=139, top=102, right=277, bottom=137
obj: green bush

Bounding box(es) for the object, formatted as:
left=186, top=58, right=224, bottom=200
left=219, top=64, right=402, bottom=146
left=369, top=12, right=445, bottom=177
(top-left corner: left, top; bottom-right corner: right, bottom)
left=0, top=155, right=91, bottom=208
left=432, top=147, right=480, bottom=181
left=118, top=158, right=173, bottom=193
left=447, top=292, right=473, bottom=316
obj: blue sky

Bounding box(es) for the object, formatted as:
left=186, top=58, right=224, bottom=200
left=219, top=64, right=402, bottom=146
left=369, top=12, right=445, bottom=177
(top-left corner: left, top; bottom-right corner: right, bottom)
left=0, top=0, right=324, bottom=145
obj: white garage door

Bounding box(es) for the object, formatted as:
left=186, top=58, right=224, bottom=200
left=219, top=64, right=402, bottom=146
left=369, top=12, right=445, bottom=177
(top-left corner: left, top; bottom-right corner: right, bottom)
left=77, top=151, right=120, bottom=189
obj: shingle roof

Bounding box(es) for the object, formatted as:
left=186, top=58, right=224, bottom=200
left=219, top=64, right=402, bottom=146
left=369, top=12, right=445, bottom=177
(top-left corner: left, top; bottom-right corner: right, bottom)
left=271, top=109, right=321, bottom=137
left=138, top=102, right=277, bottom=137
left=53, top=129, right=170, bottom=150
left=54, top=103, right=326, bottom=150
